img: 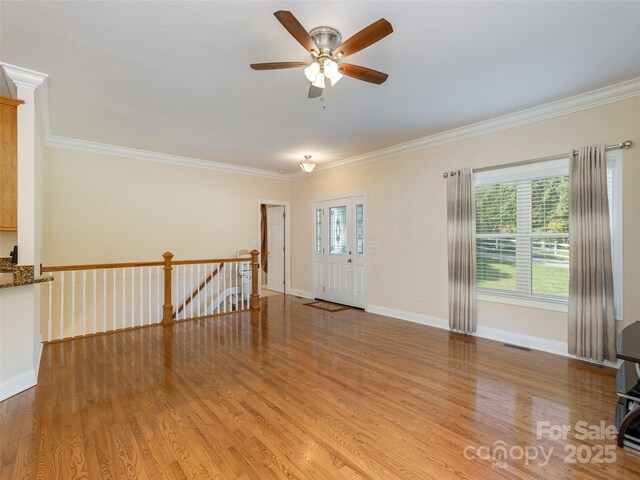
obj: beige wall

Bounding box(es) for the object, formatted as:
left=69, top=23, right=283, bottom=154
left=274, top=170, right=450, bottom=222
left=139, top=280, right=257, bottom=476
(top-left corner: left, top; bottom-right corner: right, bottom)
left=290, top=97, right=640, bottom=343
left=43, top=148, right=291, bottom=264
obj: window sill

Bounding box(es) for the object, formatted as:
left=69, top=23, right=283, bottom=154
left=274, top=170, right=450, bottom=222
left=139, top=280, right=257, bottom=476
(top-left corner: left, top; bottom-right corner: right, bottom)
left=477, top=292, right=568, bottom=313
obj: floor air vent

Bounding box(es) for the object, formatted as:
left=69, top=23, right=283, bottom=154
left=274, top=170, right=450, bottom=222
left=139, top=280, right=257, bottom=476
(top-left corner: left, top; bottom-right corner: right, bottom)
left=503, top=343, right=531, bottom=351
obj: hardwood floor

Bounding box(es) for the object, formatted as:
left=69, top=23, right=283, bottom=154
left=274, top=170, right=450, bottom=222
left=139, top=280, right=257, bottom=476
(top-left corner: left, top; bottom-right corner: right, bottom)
left=1, top=295, right=639, bottom=479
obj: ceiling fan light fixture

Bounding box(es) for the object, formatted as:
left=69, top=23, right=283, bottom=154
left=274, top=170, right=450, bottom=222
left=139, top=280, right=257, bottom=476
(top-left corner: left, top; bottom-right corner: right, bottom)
left=299, top=155, right=316, bottom=174
left=312, top=72, right=324, bottom=88
left=312, top=72, right=325, bottom=89
left=323, top=59, right=339, bottom=79
left=304, top=61, right=320, bottom=82
left=329, top=72, right=343, bottom=86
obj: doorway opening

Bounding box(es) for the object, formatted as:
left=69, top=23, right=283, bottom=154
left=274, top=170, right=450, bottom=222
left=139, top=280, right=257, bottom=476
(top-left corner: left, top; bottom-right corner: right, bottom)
left=258, top=200, right=290, bottom=297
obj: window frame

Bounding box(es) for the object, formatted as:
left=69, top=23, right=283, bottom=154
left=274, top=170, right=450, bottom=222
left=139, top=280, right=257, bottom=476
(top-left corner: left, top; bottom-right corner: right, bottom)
left=475, top=153, right=623, bottom=319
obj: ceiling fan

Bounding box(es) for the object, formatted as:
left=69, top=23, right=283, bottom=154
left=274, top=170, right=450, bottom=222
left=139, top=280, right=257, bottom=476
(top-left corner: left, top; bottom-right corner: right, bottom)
left=250, top=11, right=393, bottom=99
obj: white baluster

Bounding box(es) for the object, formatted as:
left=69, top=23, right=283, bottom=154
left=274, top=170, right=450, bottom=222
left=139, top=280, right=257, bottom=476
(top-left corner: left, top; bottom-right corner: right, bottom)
left=240, top=263, right=244, bottom=310
left=156, top=266, right=160, bottom=324
left=217, top=264, right=220, bottom=314
left=179, top=264, right=183, bottom=320
left=147, top=267, right=151, bottom=325
left=47, top=274, right=52, bottom=341
left=140, top=267, right=144, bottom=326
left=223, top=262, right=226, bottom=313
left=131, top=268, right=135, bottom=327
left=241, top=262, right=245, bottom=311
left=209, top=263, right=214, bottom=315
left=103, top=270, right=107, bottom=332
left=205, top=264, right=209, bottom=316
left=174, top=265, right=178, bottom=320
left=182, top=264, right=187, bottom=320
left=175, top=264, right=180, bottom=320
left=122, top=268, right=126, bottom=329
left=71, top=271, right=76, bottom=338
left=82, top=270, right=86, bottom=336
left=112, top=269, right=116, bottom=331
left=92, top=270, right=97, bottom=334
left=197, top=263, right=201, bottom=318
left=59, top=272, right=64, bottom=339
left=190, top=264, right=194, bottom=319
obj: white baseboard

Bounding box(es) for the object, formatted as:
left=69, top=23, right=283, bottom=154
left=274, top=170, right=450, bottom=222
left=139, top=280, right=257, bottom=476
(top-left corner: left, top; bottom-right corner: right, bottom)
left=367, top=304, right=449, bottom=330
left=0, top=369, right=37, bottom=402
left=474, top=325, right=568, bottom=357
left=366, top=304, right=620, bottom=368
left=289, top=289, right=314, bottom=299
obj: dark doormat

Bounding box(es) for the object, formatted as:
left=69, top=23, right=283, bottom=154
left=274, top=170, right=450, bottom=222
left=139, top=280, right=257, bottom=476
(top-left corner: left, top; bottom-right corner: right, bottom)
left=304, top=301, right=351, bottom=312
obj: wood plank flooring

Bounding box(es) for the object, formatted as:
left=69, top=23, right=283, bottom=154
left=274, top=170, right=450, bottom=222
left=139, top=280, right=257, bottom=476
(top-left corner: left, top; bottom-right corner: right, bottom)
left=1, top=295, right=639, bottom=479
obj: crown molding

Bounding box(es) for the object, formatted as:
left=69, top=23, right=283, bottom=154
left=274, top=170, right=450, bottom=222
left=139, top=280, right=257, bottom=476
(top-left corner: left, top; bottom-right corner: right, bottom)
left=45, top=135, right=290, bottom=180
left=0, top=62, right=47, bottom=90
left=294, top=76, right=640, bottom=179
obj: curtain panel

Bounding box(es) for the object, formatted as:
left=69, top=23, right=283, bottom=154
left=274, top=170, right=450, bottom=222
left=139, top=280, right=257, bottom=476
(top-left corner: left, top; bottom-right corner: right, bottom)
left=447, top=167, right=477, bottom=334
left=568, top=145, right=616, bottom=362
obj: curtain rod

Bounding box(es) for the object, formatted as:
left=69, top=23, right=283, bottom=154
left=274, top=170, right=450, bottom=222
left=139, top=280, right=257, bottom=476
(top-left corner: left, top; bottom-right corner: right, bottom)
left=442, top=140, right=633, bottom=178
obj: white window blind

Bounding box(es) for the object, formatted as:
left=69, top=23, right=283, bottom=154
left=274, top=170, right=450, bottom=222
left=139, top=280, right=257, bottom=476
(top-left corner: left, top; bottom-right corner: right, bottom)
left=476, top=164, right=569, bottom=299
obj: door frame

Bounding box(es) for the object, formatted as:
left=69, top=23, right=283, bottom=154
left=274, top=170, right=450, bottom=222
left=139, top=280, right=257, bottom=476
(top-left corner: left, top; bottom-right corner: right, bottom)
left=257, top=199, right=291, bottom=296
left=312, top=191, right=368, bottom=308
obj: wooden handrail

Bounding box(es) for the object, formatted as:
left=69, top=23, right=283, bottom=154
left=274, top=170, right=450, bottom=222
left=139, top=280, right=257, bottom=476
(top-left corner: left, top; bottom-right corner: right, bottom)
left=41, top=256, right=251, bottom=273
left=173, top=263, right=223, bottom=319
left=42, top=261, right=164, bottom=273
left=172, top=257, right=250, bottom=266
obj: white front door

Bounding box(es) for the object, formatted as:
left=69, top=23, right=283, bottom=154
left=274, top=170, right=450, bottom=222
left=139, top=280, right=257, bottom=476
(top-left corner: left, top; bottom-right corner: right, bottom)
left=314, top=195, right=366, bottom=308
left=267, top=205, right=285, bottom=292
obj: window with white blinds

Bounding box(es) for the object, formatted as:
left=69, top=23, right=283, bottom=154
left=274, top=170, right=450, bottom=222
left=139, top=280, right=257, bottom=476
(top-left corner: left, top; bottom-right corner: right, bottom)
left=474, top=153, right=623, bottom=317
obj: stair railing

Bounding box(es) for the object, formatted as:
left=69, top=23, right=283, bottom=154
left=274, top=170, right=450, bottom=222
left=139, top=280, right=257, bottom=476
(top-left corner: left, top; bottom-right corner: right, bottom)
left=40, top=250, right=260, bottom=342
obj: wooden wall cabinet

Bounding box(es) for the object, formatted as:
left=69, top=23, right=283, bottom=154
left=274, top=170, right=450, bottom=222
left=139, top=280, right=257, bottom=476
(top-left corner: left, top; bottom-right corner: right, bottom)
left=0, top=96, right=23, bottom=231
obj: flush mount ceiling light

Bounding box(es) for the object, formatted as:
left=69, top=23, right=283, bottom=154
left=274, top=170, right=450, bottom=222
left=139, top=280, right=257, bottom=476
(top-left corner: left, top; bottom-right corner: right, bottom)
left=299, top=155, right=316, bottom=174
left=250, top=11, right=393, bottom=100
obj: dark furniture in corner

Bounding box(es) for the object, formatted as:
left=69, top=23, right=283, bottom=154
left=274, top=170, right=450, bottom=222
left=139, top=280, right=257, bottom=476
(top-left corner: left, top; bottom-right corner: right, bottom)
left=616, top=321, right=640, bottom=450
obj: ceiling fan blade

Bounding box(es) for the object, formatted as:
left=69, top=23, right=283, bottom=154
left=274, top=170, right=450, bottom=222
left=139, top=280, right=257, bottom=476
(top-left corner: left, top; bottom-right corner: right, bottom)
left=274, top=11, right=319, bottom=54
left=250, top=62, right=308, bottom=70
left=338, top=63, right=389, bottom=85
left=334, top=19, right=393, bottom=58
left=308, top=84, right=323, bottom=98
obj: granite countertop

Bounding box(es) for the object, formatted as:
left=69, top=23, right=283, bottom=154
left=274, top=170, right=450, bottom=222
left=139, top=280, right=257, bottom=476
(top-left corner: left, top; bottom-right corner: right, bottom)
left=0, top=274, right=53, bottom=289
left=0, top=260, right=53, bottom=289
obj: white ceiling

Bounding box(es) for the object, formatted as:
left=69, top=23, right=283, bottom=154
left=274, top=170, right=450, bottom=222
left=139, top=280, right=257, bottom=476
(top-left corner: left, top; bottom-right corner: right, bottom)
left=1, top=1, right=639, bottom=173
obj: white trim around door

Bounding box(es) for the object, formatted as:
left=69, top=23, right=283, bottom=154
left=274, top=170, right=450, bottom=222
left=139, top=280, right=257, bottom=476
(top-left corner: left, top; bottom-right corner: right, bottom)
left=257, top=199, right=291, bottom=296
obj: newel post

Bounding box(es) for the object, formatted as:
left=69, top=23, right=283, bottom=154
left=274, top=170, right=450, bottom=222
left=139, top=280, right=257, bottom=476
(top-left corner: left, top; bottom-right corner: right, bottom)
left=162, top=252, right=174, bottom=324
left=250, top=249, right=260, bottom=310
